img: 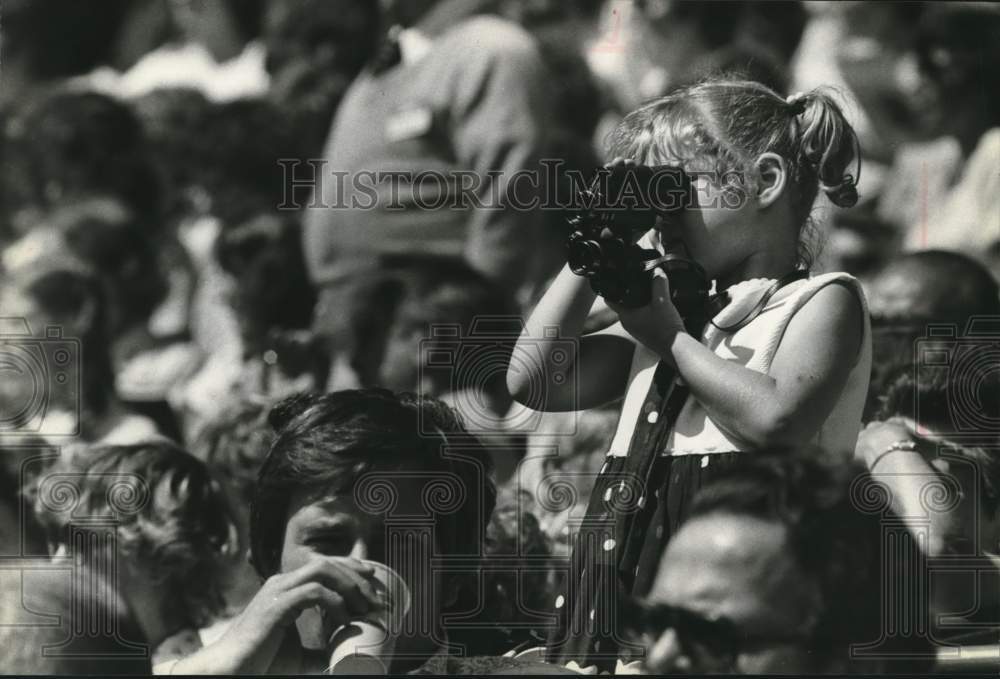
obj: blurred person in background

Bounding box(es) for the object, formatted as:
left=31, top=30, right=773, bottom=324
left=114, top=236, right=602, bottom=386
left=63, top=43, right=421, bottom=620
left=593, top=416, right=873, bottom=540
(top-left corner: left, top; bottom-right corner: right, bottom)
left=26, top=440, right=237, bottom=672
left=0, top=0, right=131, bottom=102
left=262, top=0, right=380, bottom=159
left=0, top=258, right=159, bottom=445
left=872, top=3, right=1000, bottom=265
left=149, top=98, right=310, bottom=440
left=859, top=365, right=1000, bottom=643
left=304, top=0, right=556, bottom=355
left=1, top=197, right=186, bottom=439
left=2, top=197, right=168, bottom=350
left=591, top=0, right=804, bottom=113
left=825, top=1, right=927, bottom=164
left=82, top=0, right=268, bottom=102
left=630, top=451, right=932, bottom=674
left=1, top=454, right=150, bottom=675
left=494, top=0, right=609, bottom=284
left=864, top=250, right=1000, bottom=420
left=2, top=89, right=164, bottom=239
left=792, top=2, right=923, bottom=278
left=328, top=254, right=522, bottom=483
left=0, top=576, right=152, bottom=675
left=209, top=213, right=324, bottom=409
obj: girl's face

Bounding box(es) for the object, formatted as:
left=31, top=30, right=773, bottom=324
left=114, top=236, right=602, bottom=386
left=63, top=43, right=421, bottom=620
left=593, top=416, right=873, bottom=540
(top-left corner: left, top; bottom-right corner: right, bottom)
left=651, top=168, right=759, bottom=280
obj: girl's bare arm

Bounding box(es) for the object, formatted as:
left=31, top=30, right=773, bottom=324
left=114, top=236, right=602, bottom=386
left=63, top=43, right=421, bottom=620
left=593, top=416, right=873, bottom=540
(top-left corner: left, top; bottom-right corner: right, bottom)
left=507, top=265, right=635, bottom=412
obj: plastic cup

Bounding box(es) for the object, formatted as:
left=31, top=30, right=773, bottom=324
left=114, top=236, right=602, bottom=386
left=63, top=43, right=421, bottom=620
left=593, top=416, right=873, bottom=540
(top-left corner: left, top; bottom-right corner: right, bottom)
left=326, top=560, right=411, bottom=674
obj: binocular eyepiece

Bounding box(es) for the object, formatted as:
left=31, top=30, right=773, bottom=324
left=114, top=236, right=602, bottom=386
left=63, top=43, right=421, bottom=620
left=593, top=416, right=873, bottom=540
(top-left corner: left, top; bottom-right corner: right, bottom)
left=565, top=164, right=711, bottom=320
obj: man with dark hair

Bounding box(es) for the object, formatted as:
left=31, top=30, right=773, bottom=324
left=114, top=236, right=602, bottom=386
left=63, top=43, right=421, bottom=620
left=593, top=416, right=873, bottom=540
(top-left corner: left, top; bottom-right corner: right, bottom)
left=169, top=389, right=553, bottom=673
left=629, top=451, right=932, bottom=674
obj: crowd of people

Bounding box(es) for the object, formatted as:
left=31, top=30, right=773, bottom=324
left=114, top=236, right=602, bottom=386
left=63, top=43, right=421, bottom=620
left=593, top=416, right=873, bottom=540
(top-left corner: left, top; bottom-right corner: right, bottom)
left=1, top=0, right=998, bottom=674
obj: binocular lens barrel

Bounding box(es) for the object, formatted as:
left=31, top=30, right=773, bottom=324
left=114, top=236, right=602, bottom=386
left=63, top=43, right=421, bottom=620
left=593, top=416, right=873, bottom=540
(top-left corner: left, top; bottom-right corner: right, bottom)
left=567, top=239, right=603, bottom=276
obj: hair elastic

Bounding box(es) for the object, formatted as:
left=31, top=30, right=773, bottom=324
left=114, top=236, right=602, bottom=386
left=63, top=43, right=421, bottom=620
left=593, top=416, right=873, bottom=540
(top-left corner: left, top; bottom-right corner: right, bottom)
left=786, top=91, right=808, bottom=115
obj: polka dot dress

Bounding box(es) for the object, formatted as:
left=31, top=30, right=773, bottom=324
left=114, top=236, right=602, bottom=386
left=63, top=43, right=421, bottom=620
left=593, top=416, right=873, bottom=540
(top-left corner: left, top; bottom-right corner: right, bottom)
left=545, top=361, right=746, bottom=671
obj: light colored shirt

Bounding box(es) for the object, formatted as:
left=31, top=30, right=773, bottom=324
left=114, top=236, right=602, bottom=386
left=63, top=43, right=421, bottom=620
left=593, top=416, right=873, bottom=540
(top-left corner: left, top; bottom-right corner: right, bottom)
left=608, top=272, right=872, bottom=458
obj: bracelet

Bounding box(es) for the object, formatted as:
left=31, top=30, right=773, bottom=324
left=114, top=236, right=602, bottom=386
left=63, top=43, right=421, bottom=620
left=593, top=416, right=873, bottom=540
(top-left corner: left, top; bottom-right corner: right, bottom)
left=869, top=440, right=919, bottom=472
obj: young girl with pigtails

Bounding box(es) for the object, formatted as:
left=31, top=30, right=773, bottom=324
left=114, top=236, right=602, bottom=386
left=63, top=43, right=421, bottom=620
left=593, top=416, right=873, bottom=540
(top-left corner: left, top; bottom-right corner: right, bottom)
left=507, top=79, right=871, bottom=671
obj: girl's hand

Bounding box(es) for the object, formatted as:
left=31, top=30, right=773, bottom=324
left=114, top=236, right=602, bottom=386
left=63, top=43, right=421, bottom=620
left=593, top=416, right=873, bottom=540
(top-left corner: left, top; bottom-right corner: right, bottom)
left=606, top=271, right=685, bottom=359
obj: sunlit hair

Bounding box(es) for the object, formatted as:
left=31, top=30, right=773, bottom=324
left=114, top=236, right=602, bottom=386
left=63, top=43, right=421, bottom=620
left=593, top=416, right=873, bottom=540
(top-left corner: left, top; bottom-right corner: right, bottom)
left=31, top=440, right=237, bottom=628
left=608, top=78, right=861, bottom=268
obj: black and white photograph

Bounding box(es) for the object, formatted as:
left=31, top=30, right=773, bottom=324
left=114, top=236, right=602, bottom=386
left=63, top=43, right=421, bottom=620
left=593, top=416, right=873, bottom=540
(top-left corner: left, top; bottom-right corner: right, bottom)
left=0, top=0, right=998, bottom=675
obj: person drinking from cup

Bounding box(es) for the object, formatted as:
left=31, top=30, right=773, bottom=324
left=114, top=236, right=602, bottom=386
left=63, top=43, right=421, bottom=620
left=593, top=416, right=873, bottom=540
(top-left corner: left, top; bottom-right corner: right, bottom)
left=168, top=389, right=550, bottom=674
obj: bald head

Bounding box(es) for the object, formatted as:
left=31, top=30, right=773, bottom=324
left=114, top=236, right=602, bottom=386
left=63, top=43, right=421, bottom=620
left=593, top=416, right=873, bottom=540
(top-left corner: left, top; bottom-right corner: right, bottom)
left=651, top=513, right=819, bottom=634
left=869, top=250, right=999, bottom=323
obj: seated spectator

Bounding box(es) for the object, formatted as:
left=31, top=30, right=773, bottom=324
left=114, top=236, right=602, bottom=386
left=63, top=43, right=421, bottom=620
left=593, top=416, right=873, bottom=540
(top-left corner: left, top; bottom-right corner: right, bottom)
left=331, top=255, right=518, bottom=429
left=303, top=0, right=555, bottom=315
left=0, top=257, right=158, bottom=444
left=859, top=364, right=1000, bottom=640
left=2, top=88, right=162, bottom=232
left=169, top=389, right=560, bottom=673
left=0, top=440, right=49, bottom=558
left=167, top=212, right=323, bottom=439
left=27, top=440, right=236, bottom=670
left=84, top=0, right=268, bottom=102
left=215, top=212, right=321, bottom=393
left=262, top=0, right=379, bottom=157
left=158, top=98, right=308, bottom=440
left=4, top=197, right=174, bottom=381
left=602, top=0, right=789, bottom=108
left=865, top=250, right=1000, bottom=419
left=875, top=4, right=1000, bottom=261
left=376, top=257, right=519, bottom=417
left=630, top=451, right=932, bottom=674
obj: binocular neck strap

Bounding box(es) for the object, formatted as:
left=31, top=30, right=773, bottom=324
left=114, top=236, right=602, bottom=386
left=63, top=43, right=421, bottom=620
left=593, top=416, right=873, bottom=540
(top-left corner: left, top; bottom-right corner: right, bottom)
left=710, top=269, right=810, bottom=333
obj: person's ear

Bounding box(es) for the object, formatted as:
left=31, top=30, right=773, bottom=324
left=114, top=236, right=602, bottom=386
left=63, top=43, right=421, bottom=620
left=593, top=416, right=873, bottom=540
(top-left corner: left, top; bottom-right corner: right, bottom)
left=754, top=152, right=788, bottom=209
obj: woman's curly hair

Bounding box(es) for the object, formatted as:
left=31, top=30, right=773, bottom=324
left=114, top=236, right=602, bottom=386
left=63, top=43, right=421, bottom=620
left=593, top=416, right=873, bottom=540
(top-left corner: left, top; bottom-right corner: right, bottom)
left=31, top=440, right=238, bottom=628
